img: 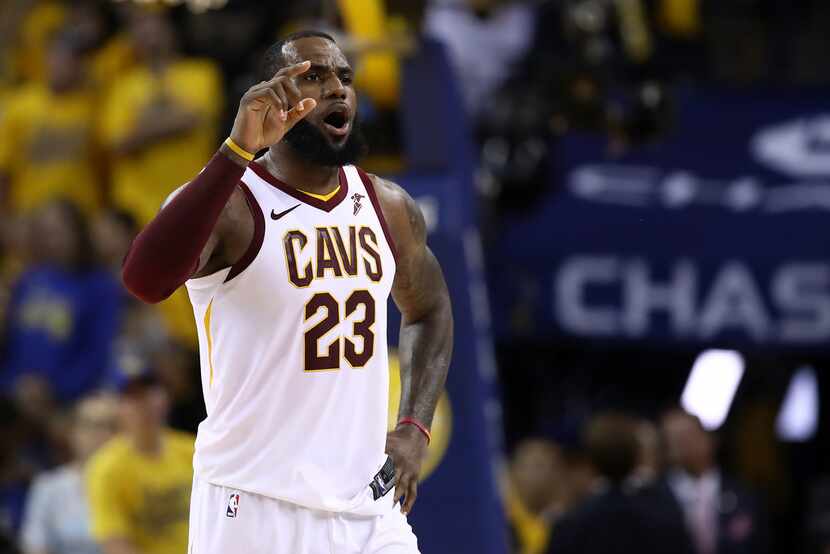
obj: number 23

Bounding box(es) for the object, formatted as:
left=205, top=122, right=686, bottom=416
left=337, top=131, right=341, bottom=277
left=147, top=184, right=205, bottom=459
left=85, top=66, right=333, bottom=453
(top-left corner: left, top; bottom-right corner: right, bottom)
left=304, top=291, right=375, bottom=371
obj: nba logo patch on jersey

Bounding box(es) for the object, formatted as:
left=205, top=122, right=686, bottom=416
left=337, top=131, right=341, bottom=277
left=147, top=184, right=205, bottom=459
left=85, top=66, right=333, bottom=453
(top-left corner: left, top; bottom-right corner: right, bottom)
left=226, top=493, right=240, bottom=518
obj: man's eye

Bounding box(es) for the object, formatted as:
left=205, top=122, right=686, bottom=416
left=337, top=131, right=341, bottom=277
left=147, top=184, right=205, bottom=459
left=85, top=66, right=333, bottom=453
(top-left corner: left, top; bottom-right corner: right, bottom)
left=341, top=75, right=353, bottom=85
left=305, top=73, right=319, bottom=81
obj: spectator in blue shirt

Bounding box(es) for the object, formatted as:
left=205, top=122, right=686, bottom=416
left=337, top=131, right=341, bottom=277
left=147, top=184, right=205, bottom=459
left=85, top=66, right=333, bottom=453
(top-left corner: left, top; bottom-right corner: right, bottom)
left=1, top=199, right=123, bottom=404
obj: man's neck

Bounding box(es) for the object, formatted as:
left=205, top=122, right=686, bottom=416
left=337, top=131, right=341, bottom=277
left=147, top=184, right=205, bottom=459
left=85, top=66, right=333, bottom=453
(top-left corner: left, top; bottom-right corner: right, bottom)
left=263, top=144, right=340, bottom=195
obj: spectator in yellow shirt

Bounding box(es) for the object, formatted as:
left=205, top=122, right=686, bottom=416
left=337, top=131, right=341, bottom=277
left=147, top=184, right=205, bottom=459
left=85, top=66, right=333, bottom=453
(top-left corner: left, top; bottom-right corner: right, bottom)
left=5, top=0, right=66, bottom=85
left=99, top=8, right=222, bottom=347
left=65, top=0, right=136, bottom=94
left=0, top=31, right=103, bottom=215
left=503, top=438, right=562, bottom=554
left=99, top=8, right=223, bottom=226
left=86, top=364, right=194, bottom=554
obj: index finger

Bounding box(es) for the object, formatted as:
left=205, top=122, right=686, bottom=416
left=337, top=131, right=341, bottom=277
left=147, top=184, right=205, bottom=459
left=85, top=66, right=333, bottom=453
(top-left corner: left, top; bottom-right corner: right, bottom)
left=274, top=60, right=311, bottom=79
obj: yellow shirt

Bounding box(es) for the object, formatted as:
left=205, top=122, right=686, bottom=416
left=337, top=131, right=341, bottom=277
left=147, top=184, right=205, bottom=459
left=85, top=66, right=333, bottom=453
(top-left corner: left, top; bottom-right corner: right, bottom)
left=100, top=59, right=222, bottom=346
left=337, top=0, right=401, bottom=109
left=504, top=479, right=552, bottom=554
left=89, top=34, right=136, bottom=94
left=86, top=430, right=195, bottom=554
left=11, top=1, right=66, bottom=84
left=100, top=59, right=222, bottom=225
left=0, top=83, right=101, bottom=214
left=659, top=0, right=701, bottom=38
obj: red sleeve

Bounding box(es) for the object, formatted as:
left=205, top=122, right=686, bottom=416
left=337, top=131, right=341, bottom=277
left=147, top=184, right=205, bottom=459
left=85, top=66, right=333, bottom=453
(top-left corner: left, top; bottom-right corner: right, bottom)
left=121, top=151, right=246, bottom=303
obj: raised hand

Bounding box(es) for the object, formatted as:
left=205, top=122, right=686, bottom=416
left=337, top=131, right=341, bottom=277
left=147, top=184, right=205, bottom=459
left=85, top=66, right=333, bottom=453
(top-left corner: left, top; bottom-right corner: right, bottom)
left=228, top=61, right=317, bottom=154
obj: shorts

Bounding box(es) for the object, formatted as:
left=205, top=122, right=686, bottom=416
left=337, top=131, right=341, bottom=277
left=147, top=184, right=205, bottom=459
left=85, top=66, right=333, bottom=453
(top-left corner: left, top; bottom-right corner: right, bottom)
left=187, top=477, right=420, bottom=554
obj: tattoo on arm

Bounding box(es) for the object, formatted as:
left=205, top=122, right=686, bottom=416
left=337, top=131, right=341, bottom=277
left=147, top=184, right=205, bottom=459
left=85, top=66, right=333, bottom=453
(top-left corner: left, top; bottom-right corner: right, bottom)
left=392, top=191, right=453, bottom=428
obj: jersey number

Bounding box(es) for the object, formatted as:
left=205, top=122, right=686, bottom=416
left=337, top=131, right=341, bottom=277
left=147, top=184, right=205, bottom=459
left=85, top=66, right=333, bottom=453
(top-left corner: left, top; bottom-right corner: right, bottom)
left=304, top=291, right=375, bottom=371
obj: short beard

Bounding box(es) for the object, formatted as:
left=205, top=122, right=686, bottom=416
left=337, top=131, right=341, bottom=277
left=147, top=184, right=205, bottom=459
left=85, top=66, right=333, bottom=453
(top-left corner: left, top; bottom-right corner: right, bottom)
left=282, top=118, right=368, bottom=167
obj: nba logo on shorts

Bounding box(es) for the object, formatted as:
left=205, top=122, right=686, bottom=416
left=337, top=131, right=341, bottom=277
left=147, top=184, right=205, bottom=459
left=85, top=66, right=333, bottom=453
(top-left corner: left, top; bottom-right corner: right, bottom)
left=226, top=493, right=240, bottom=518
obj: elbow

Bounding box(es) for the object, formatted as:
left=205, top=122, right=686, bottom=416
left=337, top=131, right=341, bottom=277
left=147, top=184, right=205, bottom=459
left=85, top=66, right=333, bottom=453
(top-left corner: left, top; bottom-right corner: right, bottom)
left=121, top=263, right=169, bottom=304
left=120, top=241, right=196, bottom=304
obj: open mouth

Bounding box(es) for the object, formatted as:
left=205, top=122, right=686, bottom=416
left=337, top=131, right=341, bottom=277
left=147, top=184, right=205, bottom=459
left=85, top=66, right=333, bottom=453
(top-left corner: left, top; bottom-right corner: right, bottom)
left=322, top=107, right=351, bottom=138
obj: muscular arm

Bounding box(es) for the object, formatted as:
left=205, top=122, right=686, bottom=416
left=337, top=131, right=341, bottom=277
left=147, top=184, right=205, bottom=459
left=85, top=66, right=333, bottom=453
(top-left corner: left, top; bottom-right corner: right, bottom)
left=373, top=175, right=453, bottom=512
left=386, top=187, right=452, bottom=427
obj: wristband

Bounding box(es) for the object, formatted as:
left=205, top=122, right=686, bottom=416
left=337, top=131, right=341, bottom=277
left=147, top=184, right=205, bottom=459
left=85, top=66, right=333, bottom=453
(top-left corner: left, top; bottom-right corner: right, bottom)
left=398, top=417, right=431, bottom=444
left=224, top=137, right=255, bottom=162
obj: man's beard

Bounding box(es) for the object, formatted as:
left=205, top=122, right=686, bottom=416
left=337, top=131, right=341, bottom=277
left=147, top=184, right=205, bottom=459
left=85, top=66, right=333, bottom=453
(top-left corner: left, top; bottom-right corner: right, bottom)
left=282, top=118, right=368, bottom=167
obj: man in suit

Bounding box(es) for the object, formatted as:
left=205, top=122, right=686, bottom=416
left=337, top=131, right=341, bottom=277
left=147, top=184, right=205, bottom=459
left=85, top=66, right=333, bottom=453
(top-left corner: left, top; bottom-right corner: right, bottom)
left=661, top=409, right=767, bottom=554
left=546, top=413, right=693, bottom=554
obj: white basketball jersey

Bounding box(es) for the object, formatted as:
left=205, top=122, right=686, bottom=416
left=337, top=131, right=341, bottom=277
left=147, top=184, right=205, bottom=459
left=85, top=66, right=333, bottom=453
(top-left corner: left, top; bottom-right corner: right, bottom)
left=185, top=161, right=397, bottom=516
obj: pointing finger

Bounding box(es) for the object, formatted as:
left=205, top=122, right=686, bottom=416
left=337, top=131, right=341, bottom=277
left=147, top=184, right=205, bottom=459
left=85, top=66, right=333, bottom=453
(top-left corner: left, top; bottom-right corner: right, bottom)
left=275, top=60, right=311, bottom=78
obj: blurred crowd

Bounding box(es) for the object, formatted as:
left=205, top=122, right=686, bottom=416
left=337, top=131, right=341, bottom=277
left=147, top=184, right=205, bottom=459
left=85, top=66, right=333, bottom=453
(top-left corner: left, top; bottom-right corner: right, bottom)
left=502, top=409, right=768, bottom=554
left=0, top=0, right=829, bottom=553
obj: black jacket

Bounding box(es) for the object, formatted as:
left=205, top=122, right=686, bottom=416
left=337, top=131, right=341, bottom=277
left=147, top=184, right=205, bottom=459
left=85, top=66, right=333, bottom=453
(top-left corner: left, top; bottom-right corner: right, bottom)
left=547, top=482, right=695, bottom=554
left=662, top=473, right=768, bottom=554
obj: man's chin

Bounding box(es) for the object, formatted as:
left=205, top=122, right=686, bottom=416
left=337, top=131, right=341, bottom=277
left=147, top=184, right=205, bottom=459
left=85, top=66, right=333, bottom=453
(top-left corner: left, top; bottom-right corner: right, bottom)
left=327, top=135, right=350, bottom=150
left=284, top=118, right=367, bottom=167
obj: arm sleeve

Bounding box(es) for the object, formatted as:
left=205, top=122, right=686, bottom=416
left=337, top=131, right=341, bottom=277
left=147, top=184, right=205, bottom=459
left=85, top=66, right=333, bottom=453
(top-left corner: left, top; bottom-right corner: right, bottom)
left=121, top=151, right=245, bottom=303
left=20, top=477, right=51, bottom=552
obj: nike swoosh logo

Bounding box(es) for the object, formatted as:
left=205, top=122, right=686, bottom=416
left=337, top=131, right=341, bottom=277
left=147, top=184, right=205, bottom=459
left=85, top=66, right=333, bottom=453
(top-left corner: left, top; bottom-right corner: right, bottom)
left=271, top=204, right=301, bottom=220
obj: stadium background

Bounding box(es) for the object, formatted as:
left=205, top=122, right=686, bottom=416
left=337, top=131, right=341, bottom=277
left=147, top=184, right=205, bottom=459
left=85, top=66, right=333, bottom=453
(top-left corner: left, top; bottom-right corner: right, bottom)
left=1, top=0, right=829, bottom=553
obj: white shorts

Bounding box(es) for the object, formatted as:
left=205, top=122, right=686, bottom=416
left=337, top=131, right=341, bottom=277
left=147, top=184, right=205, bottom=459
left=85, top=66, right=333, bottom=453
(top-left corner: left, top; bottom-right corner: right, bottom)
left=187, top=478, right=420, bottom=554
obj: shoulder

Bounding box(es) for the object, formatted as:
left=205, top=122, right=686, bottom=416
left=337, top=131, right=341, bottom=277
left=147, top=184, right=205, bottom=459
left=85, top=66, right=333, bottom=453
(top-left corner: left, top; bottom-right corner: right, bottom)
left=29, top=465, right=74, bottom=495
left=360, top=171, right=426, bottom=256
left=163, top=179, right=247, bottom=212
left=87, top=436, right=130, bottom=477
left=547, top=501, right=590, bottom=550
left=361, top=172, right=410, bottom=211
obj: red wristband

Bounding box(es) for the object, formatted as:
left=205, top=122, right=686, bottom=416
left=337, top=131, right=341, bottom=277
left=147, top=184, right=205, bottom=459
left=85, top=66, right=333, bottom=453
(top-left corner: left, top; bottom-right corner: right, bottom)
left=398, top=417, right=431, bottom=444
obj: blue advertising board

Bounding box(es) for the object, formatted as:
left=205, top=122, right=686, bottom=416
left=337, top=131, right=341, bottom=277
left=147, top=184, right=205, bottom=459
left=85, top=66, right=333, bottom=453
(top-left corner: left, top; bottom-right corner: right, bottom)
left=386, top=172, right=508, bottom=553
left=490, top=87, right=830, bottom=349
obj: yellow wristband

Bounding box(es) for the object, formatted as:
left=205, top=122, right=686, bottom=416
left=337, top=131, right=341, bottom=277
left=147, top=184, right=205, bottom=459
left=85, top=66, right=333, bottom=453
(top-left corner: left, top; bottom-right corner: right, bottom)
left=224, top=137, right=255, bottom=161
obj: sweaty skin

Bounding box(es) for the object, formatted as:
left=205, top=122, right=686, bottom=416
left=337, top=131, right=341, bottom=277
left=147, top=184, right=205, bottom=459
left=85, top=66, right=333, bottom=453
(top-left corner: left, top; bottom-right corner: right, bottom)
left=159, top=36, right=453, bottom=514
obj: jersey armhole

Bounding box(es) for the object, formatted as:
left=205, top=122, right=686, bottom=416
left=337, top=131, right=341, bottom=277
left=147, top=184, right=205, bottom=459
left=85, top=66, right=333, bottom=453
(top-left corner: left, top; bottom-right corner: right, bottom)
left=224, top=182, right=265, bottom=283
left=356, top=167, right=399, bottom=263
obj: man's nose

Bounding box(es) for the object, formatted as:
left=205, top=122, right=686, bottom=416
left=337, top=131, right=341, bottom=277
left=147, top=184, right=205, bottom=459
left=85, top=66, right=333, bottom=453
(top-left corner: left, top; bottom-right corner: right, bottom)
left=324, top=75, right=346, bottom=99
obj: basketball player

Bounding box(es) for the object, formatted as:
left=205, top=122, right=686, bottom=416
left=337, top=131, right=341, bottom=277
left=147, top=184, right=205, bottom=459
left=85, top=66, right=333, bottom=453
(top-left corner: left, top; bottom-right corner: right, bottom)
left=121, top=31, right=453, bottom=553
